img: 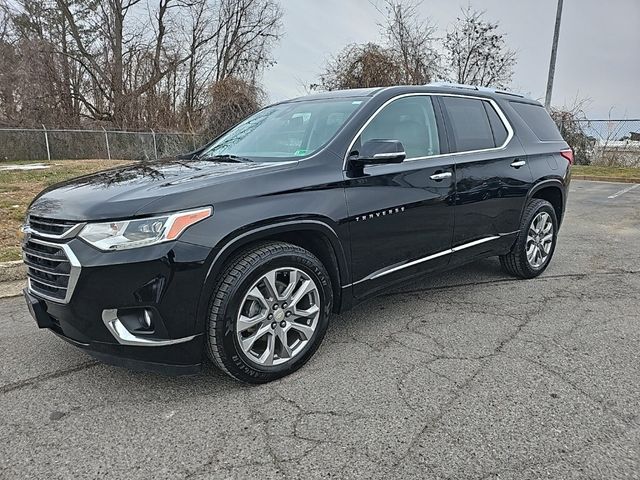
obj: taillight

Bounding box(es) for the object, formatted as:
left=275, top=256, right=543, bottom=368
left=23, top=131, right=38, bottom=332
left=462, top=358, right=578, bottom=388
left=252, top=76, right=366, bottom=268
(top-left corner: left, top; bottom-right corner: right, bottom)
left=560, top=149, right=574, bottom=165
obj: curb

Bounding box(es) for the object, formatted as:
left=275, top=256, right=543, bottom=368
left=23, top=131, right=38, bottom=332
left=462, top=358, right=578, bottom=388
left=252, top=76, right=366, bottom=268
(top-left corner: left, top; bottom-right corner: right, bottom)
left=0, top=261, right=26, bottom=300
left=0, top=280, right=25, bottom=299
left=0, top=260, right=25, bottom=283
left=572, top=175, right=640, bottom=184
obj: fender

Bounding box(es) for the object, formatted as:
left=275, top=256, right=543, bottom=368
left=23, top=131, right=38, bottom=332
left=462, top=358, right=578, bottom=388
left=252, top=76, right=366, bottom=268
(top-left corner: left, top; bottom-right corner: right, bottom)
left=194, top=218, right=351, bottom=331
left=526, top=178, right=566, bottom=201
left=522, top=178, right=567, bottom=223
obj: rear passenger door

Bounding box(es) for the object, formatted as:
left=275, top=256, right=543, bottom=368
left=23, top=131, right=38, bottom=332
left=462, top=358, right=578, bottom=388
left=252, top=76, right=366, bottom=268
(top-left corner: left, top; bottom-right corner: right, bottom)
left=439, top=95, right=532, bottom=258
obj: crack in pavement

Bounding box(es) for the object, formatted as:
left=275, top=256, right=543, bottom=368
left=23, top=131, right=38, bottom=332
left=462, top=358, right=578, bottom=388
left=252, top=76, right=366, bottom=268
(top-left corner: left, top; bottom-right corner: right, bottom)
left=384, top=292, right=554, bottom=474
left=0, top=360, right=100, bottom=395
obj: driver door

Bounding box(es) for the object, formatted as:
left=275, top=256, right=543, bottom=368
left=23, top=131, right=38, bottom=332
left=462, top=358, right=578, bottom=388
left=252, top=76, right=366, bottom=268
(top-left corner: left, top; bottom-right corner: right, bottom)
left=344, top=95, right=456, bottom=299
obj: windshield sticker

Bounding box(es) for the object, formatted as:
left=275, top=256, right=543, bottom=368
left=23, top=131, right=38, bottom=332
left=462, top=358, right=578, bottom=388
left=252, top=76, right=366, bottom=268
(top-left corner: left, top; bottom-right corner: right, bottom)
left=352, top=101, right=362, bottom=105
left=294, top=149, right=309, bottom=156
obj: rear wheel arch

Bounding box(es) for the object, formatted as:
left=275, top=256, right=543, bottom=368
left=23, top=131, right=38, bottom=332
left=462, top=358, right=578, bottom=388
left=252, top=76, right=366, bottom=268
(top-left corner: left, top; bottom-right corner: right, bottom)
left=527, top=181, right=565, bottom=224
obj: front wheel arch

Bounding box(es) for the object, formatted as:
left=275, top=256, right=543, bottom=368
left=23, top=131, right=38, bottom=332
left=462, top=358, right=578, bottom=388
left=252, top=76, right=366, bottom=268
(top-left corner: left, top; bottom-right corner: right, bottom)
left=195, top=220, right=348, bottom=335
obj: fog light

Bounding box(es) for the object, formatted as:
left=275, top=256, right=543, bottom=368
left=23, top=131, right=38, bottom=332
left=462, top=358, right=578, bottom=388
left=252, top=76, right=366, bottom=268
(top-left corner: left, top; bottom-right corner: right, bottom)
left=143, top=309, right=153, bottom=329
left=118, top=308, right=155, bottom=334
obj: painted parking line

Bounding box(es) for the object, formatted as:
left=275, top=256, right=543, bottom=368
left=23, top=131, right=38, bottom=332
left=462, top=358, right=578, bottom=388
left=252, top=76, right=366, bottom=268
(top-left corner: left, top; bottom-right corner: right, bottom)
left=608, top=183, right=640, bottom=199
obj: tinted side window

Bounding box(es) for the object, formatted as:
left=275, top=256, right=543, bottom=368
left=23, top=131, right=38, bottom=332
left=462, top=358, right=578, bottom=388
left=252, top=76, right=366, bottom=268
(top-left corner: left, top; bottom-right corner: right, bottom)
left=357, top=96, right=440, bottom=159
left=441, top=97, right=495, bottom=152
left=484, top=101, right=509, bottom=146
left=511, top=102, right=563, bottom=141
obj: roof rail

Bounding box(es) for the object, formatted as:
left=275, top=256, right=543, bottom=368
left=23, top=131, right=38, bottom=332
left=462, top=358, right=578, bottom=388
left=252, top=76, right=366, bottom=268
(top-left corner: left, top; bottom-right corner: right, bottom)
left=425, top=82, right=525, bottom=99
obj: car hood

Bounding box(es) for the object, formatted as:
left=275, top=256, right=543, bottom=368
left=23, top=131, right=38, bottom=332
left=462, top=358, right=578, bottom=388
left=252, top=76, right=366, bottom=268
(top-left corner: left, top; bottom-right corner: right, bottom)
left=28, top=158, right=295, bottom=221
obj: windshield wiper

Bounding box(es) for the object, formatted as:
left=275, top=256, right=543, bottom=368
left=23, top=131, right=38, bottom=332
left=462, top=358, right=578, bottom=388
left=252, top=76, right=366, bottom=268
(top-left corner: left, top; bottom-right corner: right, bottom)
left=196, top=154, right=253, bottom=163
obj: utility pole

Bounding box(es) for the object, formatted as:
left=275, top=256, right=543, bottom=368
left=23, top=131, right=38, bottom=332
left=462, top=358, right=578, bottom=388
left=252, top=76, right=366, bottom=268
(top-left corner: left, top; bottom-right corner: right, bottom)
left=545, top=0, right=564, bottom=109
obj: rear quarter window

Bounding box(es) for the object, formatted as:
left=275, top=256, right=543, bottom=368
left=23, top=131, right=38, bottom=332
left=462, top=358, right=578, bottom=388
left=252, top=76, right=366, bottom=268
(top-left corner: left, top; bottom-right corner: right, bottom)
left=441, top=97, right=497, bottom=152
left=511, top=102, right=563, bottom=141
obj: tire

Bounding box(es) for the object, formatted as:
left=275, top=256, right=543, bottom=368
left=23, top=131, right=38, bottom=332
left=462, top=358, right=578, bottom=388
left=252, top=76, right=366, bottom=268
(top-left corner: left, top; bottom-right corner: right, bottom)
left=499, top=198, right=558, bottom=279
left=206, top=241, right=333, bottom=383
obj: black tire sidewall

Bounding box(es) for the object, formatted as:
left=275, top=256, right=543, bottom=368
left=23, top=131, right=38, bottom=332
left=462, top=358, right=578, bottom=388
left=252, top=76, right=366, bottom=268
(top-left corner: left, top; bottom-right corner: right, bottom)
left=212, top=248, right=332, bottom=383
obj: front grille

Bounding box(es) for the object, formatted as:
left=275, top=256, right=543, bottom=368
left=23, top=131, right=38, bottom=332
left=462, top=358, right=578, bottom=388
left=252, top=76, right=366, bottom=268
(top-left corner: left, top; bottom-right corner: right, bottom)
left=23, top=238, right=74, bottom=302
left=26, top=215, right=81, bottom=238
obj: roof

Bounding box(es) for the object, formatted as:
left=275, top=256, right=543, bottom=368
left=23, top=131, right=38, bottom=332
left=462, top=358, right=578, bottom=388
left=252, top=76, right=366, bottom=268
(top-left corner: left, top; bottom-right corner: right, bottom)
left=287, top=87, right=382, bottom=103
left=284, top=84, right=539, bottom=106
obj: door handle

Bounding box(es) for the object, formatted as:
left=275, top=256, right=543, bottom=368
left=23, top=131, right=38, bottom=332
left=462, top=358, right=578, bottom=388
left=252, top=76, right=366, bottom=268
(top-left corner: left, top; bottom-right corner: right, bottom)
left=510, top=160, right=526, bottom=168
left=429, top=171, right=452, bottom=181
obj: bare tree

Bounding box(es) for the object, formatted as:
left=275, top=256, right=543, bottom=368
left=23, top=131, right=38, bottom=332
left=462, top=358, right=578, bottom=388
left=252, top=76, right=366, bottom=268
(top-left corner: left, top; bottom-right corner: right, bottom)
left=550, top=96, right=593, bottom=164
left=312, top=43, right=404, bottom=91
left=314, top=0, right=439, bottom=91
left=0, top=0, right=282, bottom=131
left=443, top=6, right=517, bottom=88
left=213, top=0, right=282, bottom=83
left=182, top=0, right=282, bottom=130
left=205, top=76, right=264, bottom=136
left=382, top=0, right=440, bottom=84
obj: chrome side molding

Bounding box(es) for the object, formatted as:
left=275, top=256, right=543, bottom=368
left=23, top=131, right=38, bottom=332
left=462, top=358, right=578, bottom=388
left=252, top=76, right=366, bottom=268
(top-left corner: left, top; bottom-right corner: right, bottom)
left=102, top=309, right=198, bottom=347
left=349, top=235, right=502, bottom=286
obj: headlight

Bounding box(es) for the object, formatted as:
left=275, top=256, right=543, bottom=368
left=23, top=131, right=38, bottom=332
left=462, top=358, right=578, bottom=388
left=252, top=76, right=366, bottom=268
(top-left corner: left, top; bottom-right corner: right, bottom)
left=78, top=207, right=212, bottom=251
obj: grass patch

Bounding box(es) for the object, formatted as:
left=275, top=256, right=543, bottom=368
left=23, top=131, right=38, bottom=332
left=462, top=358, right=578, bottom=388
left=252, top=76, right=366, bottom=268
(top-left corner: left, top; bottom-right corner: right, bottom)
left=0, top=159, right=132, bottom=262
left=0, top=246, right=22, bottom=262
left=573, top=165, right=640, bottom=180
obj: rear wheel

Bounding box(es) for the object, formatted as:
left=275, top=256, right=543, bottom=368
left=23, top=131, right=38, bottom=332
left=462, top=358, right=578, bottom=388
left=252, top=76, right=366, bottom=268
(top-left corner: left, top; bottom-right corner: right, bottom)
left=500, top=198, right=558, bottom=279
left=206, top=242, right=332, bottom=383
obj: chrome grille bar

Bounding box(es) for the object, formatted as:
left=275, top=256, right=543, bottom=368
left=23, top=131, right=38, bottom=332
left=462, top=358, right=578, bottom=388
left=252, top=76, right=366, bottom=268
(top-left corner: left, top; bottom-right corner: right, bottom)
left=23, top=215, right=85, bottom=240
left=22, top=237, right=81, bottom=304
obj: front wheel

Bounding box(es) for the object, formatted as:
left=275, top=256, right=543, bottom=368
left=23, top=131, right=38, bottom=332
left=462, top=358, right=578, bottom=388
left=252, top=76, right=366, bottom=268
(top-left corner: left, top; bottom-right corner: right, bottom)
left=500, top=198, right=558, bottom=279
left=206, top=242, right=333, bottom=383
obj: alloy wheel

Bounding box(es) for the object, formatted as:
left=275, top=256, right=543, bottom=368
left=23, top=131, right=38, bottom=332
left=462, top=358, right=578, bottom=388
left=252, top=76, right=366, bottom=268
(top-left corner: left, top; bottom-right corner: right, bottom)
left=526, top=211, right=554, bottom=268
left=236, top=267, right=320, bottom=366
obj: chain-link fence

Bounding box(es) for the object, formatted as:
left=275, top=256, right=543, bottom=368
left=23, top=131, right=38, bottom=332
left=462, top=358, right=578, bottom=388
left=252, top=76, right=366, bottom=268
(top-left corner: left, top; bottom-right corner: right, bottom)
left=2, top=120, right=640, bottom=166
left=556, top=119, right=640, bottom=166
left=0, top=127, right=209, bottom=162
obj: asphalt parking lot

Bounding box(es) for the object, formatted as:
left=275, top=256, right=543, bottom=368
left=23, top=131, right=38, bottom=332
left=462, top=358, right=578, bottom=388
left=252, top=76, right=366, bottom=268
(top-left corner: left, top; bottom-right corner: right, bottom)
left=1, top=180, right=639, bottom=480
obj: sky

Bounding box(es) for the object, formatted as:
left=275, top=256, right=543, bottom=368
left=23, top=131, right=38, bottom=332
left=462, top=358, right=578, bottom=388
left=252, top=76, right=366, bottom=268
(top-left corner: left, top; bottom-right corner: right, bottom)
left=261, top=0, right=640, bottom=118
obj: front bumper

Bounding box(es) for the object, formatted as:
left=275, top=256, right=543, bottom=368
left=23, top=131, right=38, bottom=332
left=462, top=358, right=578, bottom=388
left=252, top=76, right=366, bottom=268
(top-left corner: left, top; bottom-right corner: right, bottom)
left=23, top=237, right=213, bottom=375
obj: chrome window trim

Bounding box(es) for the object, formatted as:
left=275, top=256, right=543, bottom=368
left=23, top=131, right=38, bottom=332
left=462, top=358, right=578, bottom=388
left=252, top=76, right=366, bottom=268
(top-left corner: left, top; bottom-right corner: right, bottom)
left=346, top=235, right=507, bottom=287
left=342, top=92, right=515, bottom=170
left=373, top=151, right=407, bottom=159
left=25, top=237, right=81, bottom=304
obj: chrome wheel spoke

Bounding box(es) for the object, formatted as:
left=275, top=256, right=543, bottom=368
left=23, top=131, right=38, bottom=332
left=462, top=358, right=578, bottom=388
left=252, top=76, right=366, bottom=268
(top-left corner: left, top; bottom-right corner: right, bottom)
left=293, top=303, right=319, bottom=319
left=262, top=270, right=280, bottom=301
left=241, top=323, right=271, bottom=352
left=289, top=322, right=315, bottom=340
left=276, top=328, right=292, bottom=358
left=237, top=312, right=267, bottom=333
left=280, top=269, right=300, bottom=300
left=236, top=267, right=320, bottom=366
left=290, top=279, right=315, bottom=307
left=247, top=286, right=269, bottom=309
left=259, top=332, right=276, bottom=366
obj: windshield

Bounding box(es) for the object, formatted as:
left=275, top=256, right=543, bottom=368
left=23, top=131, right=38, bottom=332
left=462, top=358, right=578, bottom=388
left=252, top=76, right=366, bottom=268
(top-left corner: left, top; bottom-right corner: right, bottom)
left=201, top=98, right=365, bottom=161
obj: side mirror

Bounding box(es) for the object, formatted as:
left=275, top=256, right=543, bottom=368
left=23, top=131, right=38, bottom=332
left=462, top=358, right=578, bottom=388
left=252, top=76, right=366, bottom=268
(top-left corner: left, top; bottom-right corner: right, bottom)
left=350, top=139, right=406, bottom=166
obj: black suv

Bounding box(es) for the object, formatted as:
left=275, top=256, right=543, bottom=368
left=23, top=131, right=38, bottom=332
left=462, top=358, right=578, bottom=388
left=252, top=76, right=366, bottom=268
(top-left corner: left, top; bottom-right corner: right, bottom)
left=22, top=84, right=572, bottom=383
